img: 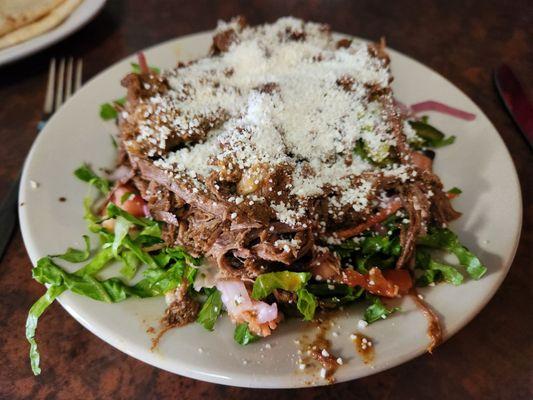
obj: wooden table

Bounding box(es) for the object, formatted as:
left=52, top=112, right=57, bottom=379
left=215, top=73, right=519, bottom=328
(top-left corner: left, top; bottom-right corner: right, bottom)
left=0, top=1, right=531, bottom=398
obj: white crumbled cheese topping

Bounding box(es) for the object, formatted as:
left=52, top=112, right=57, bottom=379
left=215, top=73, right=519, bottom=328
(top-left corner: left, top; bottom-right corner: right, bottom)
left=128, top=17, right=414, bottom=227
left=358, top=319, right=368, bottom=329
left=321, top=349, right=330, bottom=357
left=336, top=357, right=344, bottom=365
left=320, top=368, right=327, bottom=379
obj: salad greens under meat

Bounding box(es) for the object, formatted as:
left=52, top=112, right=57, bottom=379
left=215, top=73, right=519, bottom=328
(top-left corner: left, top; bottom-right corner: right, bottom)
left=26, top=17, right=486, bottom=376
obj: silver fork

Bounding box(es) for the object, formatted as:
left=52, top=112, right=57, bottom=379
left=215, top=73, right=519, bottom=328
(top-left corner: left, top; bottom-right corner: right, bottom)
left=39, top=57, right=83, bottom=129
left=0, top=57, right=83, bottom=261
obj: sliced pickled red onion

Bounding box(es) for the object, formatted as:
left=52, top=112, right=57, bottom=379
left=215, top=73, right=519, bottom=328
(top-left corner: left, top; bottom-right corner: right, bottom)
left=410, top=101, right=476, bottom=121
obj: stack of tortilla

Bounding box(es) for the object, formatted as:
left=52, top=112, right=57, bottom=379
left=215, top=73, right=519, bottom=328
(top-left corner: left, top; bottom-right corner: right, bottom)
left=0, top=0, right=82, bottom=50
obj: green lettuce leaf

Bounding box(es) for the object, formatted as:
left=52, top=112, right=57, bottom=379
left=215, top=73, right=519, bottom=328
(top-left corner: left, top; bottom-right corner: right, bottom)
left=119, top=249, right=140, bottom=280
left=26, top=285, right=65, bottom=375
left=234, top=323, right=260, bottom=345
left=197, top=289, right=223, bottom=331
left=106, top=203, right=154, bottom=228
left=417, top=228, right=487, bottom=280
left=306, top=283, right=364, bottom=306
left=122, top=236, right=159, bottom=269
left=296, top=288, right=317, bottom=321
left=27, top=247, right=115, bottom=375
left=415, top=250, right=464, bottom=286
left=251, top=271, right=311, bottom=299
left=112, top=216, right=132, bottom=257
left=51, top=235, right=91, bottom=263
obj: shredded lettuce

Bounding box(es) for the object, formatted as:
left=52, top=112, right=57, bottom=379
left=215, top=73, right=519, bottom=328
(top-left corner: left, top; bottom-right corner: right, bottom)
left=75, top=247, right=115, bottom=276
left=251, top=271, right=311, bottom=299
left=417, top=228, right=487, bottom=280
left=119, top=249, right=140, bottom=280
left=234, top=323, right=260, bottom=345
left=306, top=283, right=364, bottom=306
left=415, top=249, right=464, bottom=286
left=112, top=216, right=132, bottom=257
left=26, top=285, right=65, bottom=375
left=106, top=203, right=152, bottom=228
left=296, top=288, right=317, bottom=321
left=26, top=247, right=115, bottom=375
left=51, top=235, right=91, bottom=263
left=197, top=289, right=223, bottom=331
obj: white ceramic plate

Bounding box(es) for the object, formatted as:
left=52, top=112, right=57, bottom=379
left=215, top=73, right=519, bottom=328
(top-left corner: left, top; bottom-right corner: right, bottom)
left=19, top=31, right=522, bottom=388
left=0, top=0, right=106, bottom=66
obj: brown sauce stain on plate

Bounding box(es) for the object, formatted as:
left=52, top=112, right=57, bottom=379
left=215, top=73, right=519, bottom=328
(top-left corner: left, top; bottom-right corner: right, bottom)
left=351, top=332, right=375, bottom=364
left=297, top=312, right=342, bottom=384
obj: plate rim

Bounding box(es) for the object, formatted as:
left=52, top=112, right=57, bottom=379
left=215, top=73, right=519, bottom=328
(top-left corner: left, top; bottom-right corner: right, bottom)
left=18, top=30, right=523, bottom=388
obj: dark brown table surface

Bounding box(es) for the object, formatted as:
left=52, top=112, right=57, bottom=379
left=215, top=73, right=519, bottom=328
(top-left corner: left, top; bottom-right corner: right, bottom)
left=0, top=1, right=531, bottom=399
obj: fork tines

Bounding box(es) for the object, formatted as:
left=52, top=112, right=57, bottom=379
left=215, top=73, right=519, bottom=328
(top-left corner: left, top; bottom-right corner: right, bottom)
left=43, top=57, right=83, bottom=115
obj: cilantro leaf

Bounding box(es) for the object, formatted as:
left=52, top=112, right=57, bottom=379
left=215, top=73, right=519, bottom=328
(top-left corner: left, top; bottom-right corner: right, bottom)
left=74, top=164, right=110, bottom=194
left=447, top=187, right=462, bottom=195
left=364, top=296, right=399, bottom=324
left=99, top=103, right=118, bottom=120
left=99, top=97, right=126, bottom=121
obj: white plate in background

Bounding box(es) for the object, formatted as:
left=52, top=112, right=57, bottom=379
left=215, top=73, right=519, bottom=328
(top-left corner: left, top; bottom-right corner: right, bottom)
left=0, top=0, right=106, bottom=66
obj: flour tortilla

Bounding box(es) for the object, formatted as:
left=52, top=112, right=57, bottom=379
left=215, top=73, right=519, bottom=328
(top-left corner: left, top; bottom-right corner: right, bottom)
left=0, top=0, right=82, bottom=49
left=0, top=0, right=66, bottom=36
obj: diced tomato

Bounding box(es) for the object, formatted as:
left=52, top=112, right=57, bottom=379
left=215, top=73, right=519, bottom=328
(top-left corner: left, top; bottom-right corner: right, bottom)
left=341, top=267, right=400, bottom=298
left=382, top=269, right=413, bottom=295
left=110, top=184, right=147, bottom=217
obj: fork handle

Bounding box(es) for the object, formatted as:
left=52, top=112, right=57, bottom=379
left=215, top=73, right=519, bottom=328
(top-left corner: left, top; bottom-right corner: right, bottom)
left=0, top=176, right=20, bottom=261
